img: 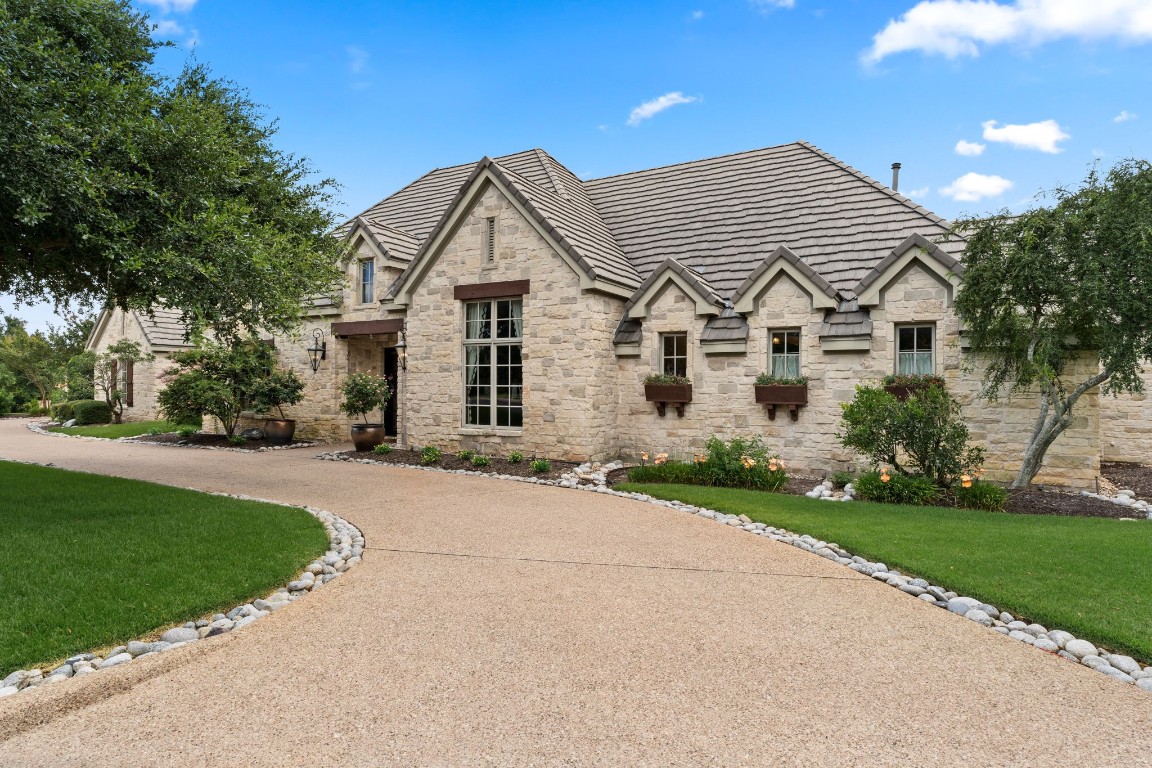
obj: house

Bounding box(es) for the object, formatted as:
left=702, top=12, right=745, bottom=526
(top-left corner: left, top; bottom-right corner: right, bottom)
left=85, top=307, right=193, bottom=419
left=268, top=140, right=1120, bottom=488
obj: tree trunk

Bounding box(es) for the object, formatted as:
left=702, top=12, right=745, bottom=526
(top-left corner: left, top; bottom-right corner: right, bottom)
left=1010, top=370, right=1110, bottom=488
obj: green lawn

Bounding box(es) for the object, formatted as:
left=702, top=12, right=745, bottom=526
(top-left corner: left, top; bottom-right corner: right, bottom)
left=47, top=420, right=195, bottom=439
left=619, top=482, right=1152, bottom=661
left=0, top=462, right=328, bottom=674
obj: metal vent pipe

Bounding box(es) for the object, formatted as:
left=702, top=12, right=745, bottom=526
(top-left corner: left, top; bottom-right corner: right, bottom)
left=891, top=162, right=901, bottom=192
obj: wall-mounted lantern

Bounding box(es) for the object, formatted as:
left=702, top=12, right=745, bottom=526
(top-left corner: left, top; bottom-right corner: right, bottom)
left=395, top=323, right=408, bottom=371
left=307, top=328, right=327, bottom=373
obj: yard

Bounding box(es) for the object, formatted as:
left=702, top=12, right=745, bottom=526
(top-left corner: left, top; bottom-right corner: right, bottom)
left=0, top=462, right=327, bottom=675
left=618, top=482, right=1152, bottom=662
left=46, top=420, right=195, bottom=439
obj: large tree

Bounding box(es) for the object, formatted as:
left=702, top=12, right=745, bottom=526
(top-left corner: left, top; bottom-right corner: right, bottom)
left=0, top=0, right=346, bottom=340
left=953, top=159, right=1152, bottom=488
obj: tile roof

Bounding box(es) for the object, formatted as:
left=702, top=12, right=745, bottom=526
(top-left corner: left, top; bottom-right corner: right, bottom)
left=701, top=307, right=750, bottom=343
left=133, top=308, right=193, bottom=350
left=819, top=299, right=873, bottom=338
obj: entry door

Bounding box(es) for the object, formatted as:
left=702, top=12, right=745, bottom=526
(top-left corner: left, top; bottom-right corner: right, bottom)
left=383, top=347, right=399, bottom=437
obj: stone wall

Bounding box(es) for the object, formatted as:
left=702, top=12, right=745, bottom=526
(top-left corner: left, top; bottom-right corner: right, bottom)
left=1098, top=370, right=1152, bottom=465
left=87, top=308, right=173, bottom=422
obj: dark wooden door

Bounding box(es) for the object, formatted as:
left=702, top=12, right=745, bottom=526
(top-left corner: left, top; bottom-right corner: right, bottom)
left=383, top=347, right=399, bottom=437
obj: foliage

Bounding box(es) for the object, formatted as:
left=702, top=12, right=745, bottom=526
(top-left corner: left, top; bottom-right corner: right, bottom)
left=830, top=471, right=854, bottom=489
left=93, top=338, right=153, bottom=424
left=52, top=400, right=80, bottom=422
left=0, top=365, right=20, bottom=414
left=627, top=462, right=700, bottom=485
left=147, top=427, right=164, bottom=436
left=177, top=426, right=197, bottom=438
left=457, top=449, right=475, bottom=461
left=644, top=373, right=690, bottom=386
left=952, top=159, right=1152, bottom=487
left=420, top=445, right=442, bottom=464
left=157, top=339, right=277, bottom=438
left=507, top=451, right=524, bottom=463
left=23, top=400, right=50, bottom=417
left=249, top=366, right=305, bottom=418
left=0, top=320, right=62, bottom=407
left=838, top=384, right=983, bottom=488
left=471, top=454, right=491, bottom=467
left=228, top=435, right=246, bottom=446
left=63, top=351, right=96, bottom=400
left=754, top=373, right=809, bottom=386
left=338, top=372, right=391, bottom=424
left=881, top=373, right=946, bottom=388
left=954, top=480, right=1009, bottom=512
left=693, top=436, right=788, bottom=491
left=73, top=399, right=112, bottom=425
left=373, top=443, right=393, bottom=455
left=847, top=471, right=939, bottom=505
left=0, top=1, right=347, bottom=341
left=530, top=459, right=551, bottom=473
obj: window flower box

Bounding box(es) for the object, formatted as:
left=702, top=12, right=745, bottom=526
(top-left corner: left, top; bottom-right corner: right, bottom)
left=882, top=374, right=945, bottom=401
left=754, top=375, right=809, bottom=421
left=644, top=375, right=692, bottom=417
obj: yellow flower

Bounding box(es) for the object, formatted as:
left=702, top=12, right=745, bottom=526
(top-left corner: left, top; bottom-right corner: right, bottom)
left=961, top=473, right=972, bottom=488
left=768, top=461, right=778, bottom=472
left=654, top=452, right=668, bottom=466
left=640, top=452, right=649, bottom=462
left=880, top=466, right=891, bottom=483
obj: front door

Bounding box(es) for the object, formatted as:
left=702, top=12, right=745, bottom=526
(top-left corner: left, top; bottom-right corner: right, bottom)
left=383, top=347, right=399, bottom=437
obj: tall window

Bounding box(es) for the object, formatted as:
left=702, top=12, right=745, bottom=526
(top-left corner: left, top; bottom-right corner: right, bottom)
left=897, top=325, right=934, bottom=374
left=464, top=298, right=523, bottom=427
left=660, top=332, right=688, bottom=377
left=769, top=329, right=801, bottom=378
left=359, top=259, right=375, bottom=304
left=484, top=217, right=497, bottom=263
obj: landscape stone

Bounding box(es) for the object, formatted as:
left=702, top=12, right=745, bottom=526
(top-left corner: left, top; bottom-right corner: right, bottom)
left=98, top=653, right=133, bottom=669
left=1064, top=639, right=1098, bottom=659
left=964, top=609, right=993, bottom=627
left=160, top=627, right=199, bottom=644
left=1107, top=655, right=1142, bottom=676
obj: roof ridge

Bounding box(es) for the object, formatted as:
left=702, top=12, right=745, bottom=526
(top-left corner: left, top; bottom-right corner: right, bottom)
left=585, top=141, right=806, bottom=183
left=794, top=141, right=954, bottom=231
left=533, top=148, right=570, bottom=200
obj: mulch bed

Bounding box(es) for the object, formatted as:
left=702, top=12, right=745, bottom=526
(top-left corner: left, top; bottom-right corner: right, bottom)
left=339, top=448, right=579, bottom=481
left=129, top=432, right=314, bottom=451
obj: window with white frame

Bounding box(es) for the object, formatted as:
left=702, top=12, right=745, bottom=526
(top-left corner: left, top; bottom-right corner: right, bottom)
left=768, top=329, right=801, bottom=378
left=660, top=332, right=688, bottom=377
left=359, top=259, right=375, bottom=304
left=464, top=298, right=523, bottom=427
left=897, top=325, right=934, bottom=374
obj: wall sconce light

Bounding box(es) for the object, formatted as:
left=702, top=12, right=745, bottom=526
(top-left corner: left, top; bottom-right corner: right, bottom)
left=395, top=324, right=408, bottom=371
left=307, top=328, right=327, bottom=373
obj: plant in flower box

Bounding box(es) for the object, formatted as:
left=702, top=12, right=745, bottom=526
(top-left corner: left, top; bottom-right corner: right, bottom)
left=753, top=373, right=809, bottom=420
left=643, top=373, right=692, bottom=417
left=881, top=373, right=946, bottom=401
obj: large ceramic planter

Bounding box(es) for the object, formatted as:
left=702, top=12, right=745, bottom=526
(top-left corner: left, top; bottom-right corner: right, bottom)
left=350, top=423, right=386, bottom=452
left=644, top=383, right=692, bottom=418
left=754, top=384, right=808, bottom=421
left=263, top=418, right=296, bottom=445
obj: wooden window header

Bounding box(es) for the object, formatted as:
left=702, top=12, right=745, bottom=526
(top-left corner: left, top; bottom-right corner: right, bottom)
left=453, top=280, right=530, bottom=301
left=331, top=319, right=404, bottom=338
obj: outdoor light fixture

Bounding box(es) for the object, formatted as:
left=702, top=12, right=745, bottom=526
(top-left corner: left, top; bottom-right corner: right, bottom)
left=395, top=324, right=408, bottom=371
left=306, top=328, right=327, bottom=373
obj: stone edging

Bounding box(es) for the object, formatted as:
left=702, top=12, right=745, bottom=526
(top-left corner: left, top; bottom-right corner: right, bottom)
left=27, top=421, right=319, bottom=453
left=317, top=451, right=1152, bottom=694
left=0, top=481, right=363, bottom=699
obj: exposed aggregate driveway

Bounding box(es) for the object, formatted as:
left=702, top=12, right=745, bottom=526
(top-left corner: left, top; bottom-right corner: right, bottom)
left=1, top=419, right=1150, bottom=767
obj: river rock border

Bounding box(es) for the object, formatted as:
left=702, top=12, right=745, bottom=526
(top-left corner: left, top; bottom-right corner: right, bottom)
left=318, top=450, right=1152, bottom=694
left=0, top=486, right=363, bottom=699
left=27, top=421, right=318, bottom=453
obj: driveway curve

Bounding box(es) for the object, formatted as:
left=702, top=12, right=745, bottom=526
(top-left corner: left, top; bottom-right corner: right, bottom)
left=1, top=419, right=1150, bottom=766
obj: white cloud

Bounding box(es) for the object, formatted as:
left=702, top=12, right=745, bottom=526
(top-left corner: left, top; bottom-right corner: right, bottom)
left=152, top=19, right=183, bottom=36
left=981, top=119, right=1069, bottom=153
left=690, top=10, right=705, bottom=20
left=1114, top=110, right=1138, bottom=122
left=627, top=92, right=700, bottom=126
left=864, top=0, right=1152, bottom=63
left=954, top=139, right=986, bottom=156
left=750, top=0, right=796, bottom=13
left=345, top=45, right=370, bottom=75
left=939, top=172, right=1013, bottom=201
left=137, top=0, right=197, bottom=12
left=905, top=186, right=930, bottom=198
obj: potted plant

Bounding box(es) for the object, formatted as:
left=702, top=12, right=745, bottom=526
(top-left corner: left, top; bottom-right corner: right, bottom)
left=644, top=373, right=692, bottom=417
left=339, top=371, right=392, bottom=451
left=883, top=373, right=946, bottom=401
left=251, top=367, right=306, bottom=445
left=753, top=373, right=809, bottom=420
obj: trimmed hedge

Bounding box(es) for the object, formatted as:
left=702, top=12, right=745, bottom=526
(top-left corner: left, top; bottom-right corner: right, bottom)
left=854, top=471, right=938, bottom=505
left=52, top=400, right=85, bottom=422
left=73, top=399, right=112, bottom=425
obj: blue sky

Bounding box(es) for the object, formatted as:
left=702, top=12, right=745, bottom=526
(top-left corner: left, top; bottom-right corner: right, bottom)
left=6, top=0, right=1152, bottom=330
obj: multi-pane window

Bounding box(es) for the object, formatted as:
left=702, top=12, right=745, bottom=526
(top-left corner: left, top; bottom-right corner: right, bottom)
left=660, top=333, right=688, bottom=377
left=484, top=217, right=497, bottom=263
left=464, top=299, right=523, bottom=428
left=769, top=330, right=801, bottom=378
left=897, top=325, right=934, bottom=374
left=359, top=259, right=375, bottom=304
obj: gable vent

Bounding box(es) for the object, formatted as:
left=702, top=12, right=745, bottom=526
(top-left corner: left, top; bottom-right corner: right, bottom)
left=485, top=217, right=496, bottom=263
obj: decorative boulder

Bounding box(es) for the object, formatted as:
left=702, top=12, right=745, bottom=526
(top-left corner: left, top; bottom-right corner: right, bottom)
left=241, top=427, right=265, bottom=440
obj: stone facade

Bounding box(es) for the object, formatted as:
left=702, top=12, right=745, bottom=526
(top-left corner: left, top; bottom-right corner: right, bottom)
left=86, top=308, right=178, bottom=422
left=1099, top=371, right=1152, bottom=466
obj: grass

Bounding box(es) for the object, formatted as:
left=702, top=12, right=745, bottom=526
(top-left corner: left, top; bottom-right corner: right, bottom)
left=0, top=462, right=328, bottom=674
left=618, top=482, right=1152, bottom=661
left=46, top=420, right=195, bottom=439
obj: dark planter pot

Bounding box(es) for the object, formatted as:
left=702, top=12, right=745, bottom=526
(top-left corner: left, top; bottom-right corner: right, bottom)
left=350, top=423, right=386, bottom=452
left=754, top=384, right=809, bottom=421
left=263, top=418, right=296, bottom=445
left=644, top=383, right=692, bottom=417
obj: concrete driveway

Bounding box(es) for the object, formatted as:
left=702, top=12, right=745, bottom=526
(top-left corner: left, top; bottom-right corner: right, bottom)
left=1, top=419, right=1150, bottom=766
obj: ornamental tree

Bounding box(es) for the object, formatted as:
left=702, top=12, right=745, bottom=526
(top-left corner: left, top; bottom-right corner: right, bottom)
left=157, top=339, right=277, bottom=438
left=0, top=0, right=347, bottom=341
left=953, top=159, right=1152, bottom=488
left=93, top=339, right=153, bottom=424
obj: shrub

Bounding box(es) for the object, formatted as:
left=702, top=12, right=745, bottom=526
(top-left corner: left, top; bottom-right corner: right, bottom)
left=147, top=427, right=164, bottom=436
left=644, top=373, right=690, bottom=385
left=53, top=400, right=80, bottom=422
left=228, top=435, right=246, bottom=446
left=471, top=454, right=491, bottom=467
left=627, top=462, right=699, bottom=485
left=338, top=372, right=391, bottom=424
left=830, top=470, right=854, bottom=488
left=177, top=426, right=197, bottom=438
left=23, top=399, right=50, bottom=416
left=73, top=399, right=112, bottom=425
left=754, top=373, right=809, bottom=386
left=955, top=480, right=1009, bottom=512
left=530, top=459, right=551, bottom=473
left=250, top=367, right=305, bottom=418
left=158, top=340, right=282, bottom=438
left=373, top=443, right=393, bottom=455
left=695, top=435, right=788, bottom=492
left=854, top=471, right=938, bottom=505
left=881, top=373, right=947, bottom=388
left=420, top=445, right=442, bottom=464
left=457, top=449, right=475, bottom=461
left=838, top=384, right=983, bottom=488
left=507, top=451, right=524, bottom=463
